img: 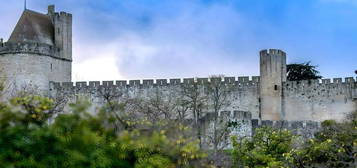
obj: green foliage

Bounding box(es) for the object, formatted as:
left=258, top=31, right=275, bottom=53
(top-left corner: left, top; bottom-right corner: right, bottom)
left=230, top=110, right=357, bottom=168
left=9, top=96, right=55, bottom=125
left=2, top=94, right=355, bottom=168
left=287, top=62, right=322, bottom=81
left=231, top=127, right=295, bottom=168
left=0, top=96, right=209, bottom=168
left=117, top=128, right=207, bottom=168
left=287, top=111, right=357, bottom=168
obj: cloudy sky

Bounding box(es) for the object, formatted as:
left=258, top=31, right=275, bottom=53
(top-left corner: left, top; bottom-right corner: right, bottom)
left=0, top=0, right=356, bottom=81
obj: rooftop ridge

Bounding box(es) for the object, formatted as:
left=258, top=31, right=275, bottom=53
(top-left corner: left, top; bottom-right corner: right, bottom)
left=24, top=9, right=48, bottom=16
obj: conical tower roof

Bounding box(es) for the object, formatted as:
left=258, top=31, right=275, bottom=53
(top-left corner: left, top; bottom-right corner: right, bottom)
left=8, top=9, right=54, bottom=45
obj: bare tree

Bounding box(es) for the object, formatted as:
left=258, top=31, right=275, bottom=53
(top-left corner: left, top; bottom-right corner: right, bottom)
left=97, top=86, right=124, bottom=110
left=96, top=86, right=134, bottom=131
left=48, top=89, right=69, bottom=116
left=204, top=76, right=235, bottom=156
left=180, top=82, right=207, bottom=148
left=132, top=87, right=177, bottom=121
left=174, top=94, right=191, bottom=121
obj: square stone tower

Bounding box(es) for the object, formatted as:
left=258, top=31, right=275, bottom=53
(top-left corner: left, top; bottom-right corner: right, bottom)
left=0, top=5, right=72, bottom=94
left=48, top=5, right=72, bottom=62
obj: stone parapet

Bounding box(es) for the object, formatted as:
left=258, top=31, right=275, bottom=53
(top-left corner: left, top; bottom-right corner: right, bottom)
left=260, top=49, right=286, bottom=57
left=253, top=120, right=320, bottom=129
left=284, top=78, right=357, bottom=97
left=252, top=119, right=321, bottom=138
left=50, top=76, right=261, bottom=90
left=0, top=42, right=71, bottom=61
left=285, top=77, right=356, bottom=86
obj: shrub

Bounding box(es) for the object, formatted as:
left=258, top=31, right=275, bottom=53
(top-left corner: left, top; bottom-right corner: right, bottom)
left=231, top=127, right=295, bottom=168
left=0, top=96, right=209, bottom=168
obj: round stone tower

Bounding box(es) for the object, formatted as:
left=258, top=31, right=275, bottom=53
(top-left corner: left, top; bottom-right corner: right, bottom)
left=259, top=49, right=287, bottom=120
left=0, top=5, right=72, bottom=95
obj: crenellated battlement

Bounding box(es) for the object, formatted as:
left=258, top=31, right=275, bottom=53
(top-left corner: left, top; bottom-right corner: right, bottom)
left=201, top=111, right=252, bottom=123
left=53, top=11, right=72, bottom=18
left=51, top=76, right=357, bottom=91
left=283, top=77, right=356, bottom=100
left=48, top=5, right=72, bottom=18
left=50, top=76, right=262, bottom=90
left=0, top=42, right=71, bottom=61
left=260, top=49, right=286, bottom=56
left=252, top=119, right=320, bottom=129
left=252, top=119, right=320, bottom=138
left=284, top=77, right=356, bottom=88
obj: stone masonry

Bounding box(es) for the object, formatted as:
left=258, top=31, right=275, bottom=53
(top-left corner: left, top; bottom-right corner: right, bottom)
left=0, top=6, right=356, bottom=141
left=0, top=5, right=71, bottom=94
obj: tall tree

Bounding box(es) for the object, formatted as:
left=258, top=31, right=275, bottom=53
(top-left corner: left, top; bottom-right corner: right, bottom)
left=287, top=62, right=322, bottom=81
left=204, top=76, right=235, bottom=157
left=181, top=82, right=207, bottom=148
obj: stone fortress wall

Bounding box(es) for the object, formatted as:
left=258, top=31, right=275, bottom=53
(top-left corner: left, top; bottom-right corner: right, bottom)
left=283, top=77, right=357, bottom=121
left=50, top=75, right=357, bottom=122
left=47, top=62, right=357, bottom=147
left=0, top=5, right=356, bottom=143
left=49, top=76, right=261, bottom=119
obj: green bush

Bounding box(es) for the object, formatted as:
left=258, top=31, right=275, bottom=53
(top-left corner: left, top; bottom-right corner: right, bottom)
left=1, top=95, right=356, bottom=168
left=287, top=113, right=357, bottom=168
left=0, top=96, right=208, bottom=168
left=231, top=127, right=295, bottom=168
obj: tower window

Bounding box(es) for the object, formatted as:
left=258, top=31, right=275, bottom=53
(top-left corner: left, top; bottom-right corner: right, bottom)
left=274, top=85, right=278, bottom=90
left=51, top=63, right=53, bottom=71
